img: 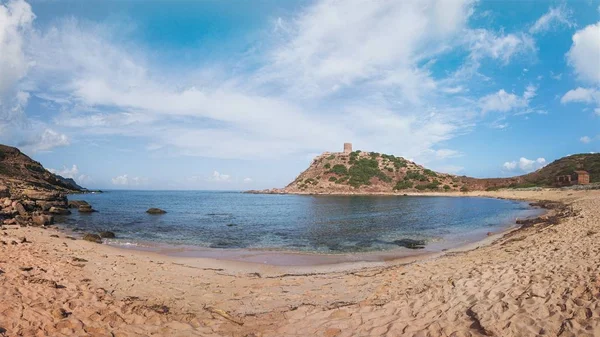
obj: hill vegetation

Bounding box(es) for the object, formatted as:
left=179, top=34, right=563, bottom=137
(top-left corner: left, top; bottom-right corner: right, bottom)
left=279, top=150, right=600, bottom=194
left=285, top=150, right=466, bottom=193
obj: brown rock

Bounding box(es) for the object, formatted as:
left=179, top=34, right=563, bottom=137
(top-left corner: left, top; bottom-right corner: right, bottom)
left=99, top=231, right=116, bottom=239
left=21, top=189, right=62, bottom=201
left=78, top=205, right=96, bottom=213
left=52, top=308, right=69, bottom=320
left=146, top=208, right=167, bottom=214
left=0, top=185, right=9, bottom=198
left=49, top=207, right=71, bottom=215
left=68, top=200, right=89, bottom=208
left=82, top=233, right=102, bottom=243
left=32, top=214, right=53, bottom=227
left=15, top=202, right=27, bottom=216
left=324, top=328, right=342, bottom=337
left=36, top=200, right=68, bottom=211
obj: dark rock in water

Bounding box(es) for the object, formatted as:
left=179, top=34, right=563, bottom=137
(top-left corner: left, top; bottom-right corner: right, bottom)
left=146, top=208, right=167, bottom=214
left=78, top=205, right=96, bottom=213
left=99, top=231, right=116, bottom=239
left=226, top=223, right=237, bottom=227
left=82, top=233, right=102, bottom=243
left=68, top=200, right=89, bottom=208
left=392, top=239, right=426, bottom=249
left=49, top=207, right=71, bottom=215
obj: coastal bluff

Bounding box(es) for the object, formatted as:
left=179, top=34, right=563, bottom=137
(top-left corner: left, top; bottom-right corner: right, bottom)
left=247, top=144, right=600, bottom=194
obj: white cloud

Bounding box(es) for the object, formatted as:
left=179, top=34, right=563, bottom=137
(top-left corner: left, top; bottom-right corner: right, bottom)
left=561, top=87, right=600, bottom=114
left=0, top=0, right=547, bottom=176
left=48, top=164, right=92, bottom=185
left=243, top=177, right=253, bottom=183
left=561, top=87, right=600, bottom=104
left=503, top=157, right=546, bottom=173
left=18, top=128, right=69, bottom=152
left=0, top=0, right=34, bottom=124
left=111, top=174, right=148, bottom=186
left=209, top=171, right=231, bottom=182
left=580, top=136, right=592, bottom=144
left=479, top=85, right=536, bottom=114
left=433, top=149, right=461, bottom=159
left=566, top=22, right=600, bottom=84
left=529, top=6, right=574, bottom=34
left=263, top=0, right=474, bottom=100
left=13, top=1, right=480, bottom=164
left=550, top=71, right=562, bottom=80
left=466, top=30, right=535, bottom=64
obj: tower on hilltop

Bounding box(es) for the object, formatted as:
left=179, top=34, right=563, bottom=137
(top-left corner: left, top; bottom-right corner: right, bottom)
left=343, top=143, right=352, bottom=154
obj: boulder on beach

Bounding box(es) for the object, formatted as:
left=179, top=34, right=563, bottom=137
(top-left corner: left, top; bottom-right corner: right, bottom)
left=15, top=202, right=27, bottom=216
left=99, top=231, right=116, bottom=239
left=146, top=208, right=167, bottom=214
left=31, top=214, right=53, bottom=227
left=82, top=233, right=102, bottom=243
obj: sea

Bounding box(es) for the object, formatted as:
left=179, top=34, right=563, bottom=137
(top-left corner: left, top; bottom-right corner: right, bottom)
left=56, top=191, right=542, bottom=256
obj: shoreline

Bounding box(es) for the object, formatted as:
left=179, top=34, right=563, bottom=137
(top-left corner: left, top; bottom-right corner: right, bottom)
left=1, top=189, right=598, bottom=336
left=58, top=193, right=544, bottom=268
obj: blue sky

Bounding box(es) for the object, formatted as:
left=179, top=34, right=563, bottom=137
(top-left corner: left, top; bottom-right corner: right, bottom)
left=0, top=0, right=599, bottom=190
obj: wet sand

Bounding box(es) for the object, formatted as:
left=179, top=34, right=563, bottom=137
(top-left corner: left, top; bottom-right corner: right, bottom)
left=1, top=189, right=599, bottom=336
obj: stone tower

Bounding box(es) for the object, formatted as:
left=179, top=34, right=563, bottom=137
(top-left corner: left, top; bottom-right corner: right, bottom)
left=343, top=143, right=352, bottom=153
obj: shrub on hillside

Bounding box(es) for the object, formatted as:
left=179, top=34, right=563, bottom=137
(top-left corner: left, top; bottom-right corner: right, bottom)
left=394, top=180, right=413, bottom=190
left=328, top=164, right=348, bottom=175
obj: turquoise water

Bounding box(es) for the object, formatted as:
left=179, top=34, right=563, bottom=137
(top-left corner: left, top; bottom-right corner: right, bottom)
left=57, top=191, right=541, bottom=254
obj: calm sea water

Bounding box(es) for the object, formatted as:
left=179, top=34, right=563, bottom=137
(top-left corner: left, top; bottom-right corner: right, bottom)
left=57, top=191, right=541, bottom=254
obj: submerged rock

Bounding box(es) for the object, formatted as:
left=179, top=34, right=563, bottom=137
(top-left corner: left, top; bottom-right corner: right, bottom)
left=82, top=233, right=102, bottom=243
left=146, top=208, right=167, bottom=214
left=392, top=239, right=426, bottom=249
left=99, top=231, right=116, bottom=239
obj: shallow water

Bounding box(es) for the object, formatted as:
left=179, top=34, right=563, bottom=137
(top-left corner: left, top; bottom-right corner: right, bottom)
left=58, top=191, right=542, bottom=254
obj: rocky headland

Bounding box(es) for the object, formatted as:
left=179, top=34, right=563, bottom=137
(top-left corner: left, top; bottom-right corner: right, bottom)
left=247, top=148, right=599, bottom=195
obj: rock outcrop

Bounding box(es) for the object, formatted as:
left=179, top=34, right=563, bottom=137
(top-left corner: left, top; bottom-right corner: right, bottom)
left=0, top=144, right=87, bottom=228
left=252, top=148, right=600, bottom=194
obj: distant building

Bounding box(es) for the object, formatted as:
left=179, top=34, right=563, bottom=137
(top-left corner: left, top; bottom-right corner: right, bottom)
left=343, top=143, right=352, bottom=154
left=555, top=170, right=590, bottom=186
left=574, top=171, right=590, bottom=185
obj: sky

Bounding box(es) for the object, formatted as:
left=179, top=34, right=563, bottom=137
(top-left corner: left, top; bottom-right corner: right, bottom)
left=0, top=0, right=599, bottom=190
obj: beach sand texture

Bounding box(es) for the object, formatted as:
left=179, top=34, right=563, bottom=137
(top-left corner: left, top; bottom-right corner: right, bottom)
left=0, top=189, right=599, bottom=336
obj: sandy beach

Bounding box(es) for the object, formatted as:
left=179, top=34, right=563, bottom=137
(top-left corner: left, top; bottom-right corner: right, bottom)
left=1, top=189, right=599, bottom=336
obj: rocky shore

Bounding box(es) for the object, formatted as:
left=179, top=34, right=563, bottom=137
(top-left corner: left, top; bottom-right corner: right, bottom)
left=0, top=189, right=599, bottom=336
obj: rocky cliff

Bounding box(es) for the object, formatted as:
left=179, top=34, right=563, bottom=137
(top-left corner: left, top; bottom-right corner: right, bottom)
left=0, top=144, right=85, bottom=228
left=0, top=144, right=84, bottom=193
left=251, top=150, right=600, bottom=194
